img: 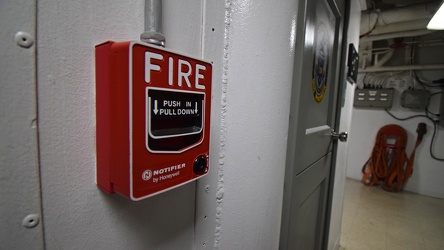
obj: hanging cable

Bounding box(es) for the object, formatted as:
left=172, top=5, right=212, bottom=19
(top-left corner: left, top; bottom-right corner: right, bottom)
left=426, top=91, right=442, bottom=117
left=360, top=7, right=380, bottom=39
left=385, top=108, right=444, bottom=161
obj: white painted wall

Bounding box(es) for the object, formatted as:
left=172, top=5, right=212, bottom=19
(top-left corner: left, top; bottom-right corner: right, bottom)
left=327, top=1, right=362, bottom=250
left=0, top=0, right=44, bottom=249
left=37, top=1, right=200, bottom=249
left=346, top=46, right=444, bottom=198
left=36, top=0, right=294, bottom=249
left=2, top=0, right=359, bottom=248
left=201, top=0, right=297, bottom=249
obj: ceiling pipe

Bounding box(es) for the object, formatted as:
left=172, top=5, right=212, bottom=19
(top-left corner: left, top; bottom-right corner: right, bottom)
left=360, top=29, right=435, bottom=42
left=359, top=64, right=444, bottom=72
left=373, top=39, right=395, bottom=68
left=370, top=19, right=431, bottom=35
left=140, top=0, right=165, bottom=47
left=360, top=2, right=439, bottom=37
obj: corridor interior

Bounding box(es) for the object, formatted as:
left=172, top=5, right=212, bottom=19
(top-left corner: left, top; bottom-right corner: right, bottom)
left=340, top=178, right=444, bottom=250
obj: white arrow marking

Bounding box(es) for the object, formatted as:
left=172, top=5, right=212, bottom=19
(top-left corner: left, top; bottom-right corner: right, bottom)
left=153, top=100, right=158, bottom=115
left=195, top=102, right=198, bottom=113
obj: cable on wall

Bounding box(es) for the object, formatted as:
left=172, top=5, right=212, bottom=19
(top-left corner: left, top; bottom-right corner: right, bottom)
left=385, top=108, right=444, bottom=161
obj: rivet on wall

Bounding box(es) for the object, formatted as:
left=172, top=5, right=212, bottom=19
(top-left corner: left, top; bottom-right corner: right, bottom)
left=22, top=214, right=40, bottom=228
left=14, top=31, right=34, bottom=48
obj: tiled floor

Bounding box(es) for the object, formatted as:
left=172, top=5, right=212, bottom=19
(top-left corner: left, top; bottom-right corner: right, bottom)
left=340, top=178, right=444, bottom=250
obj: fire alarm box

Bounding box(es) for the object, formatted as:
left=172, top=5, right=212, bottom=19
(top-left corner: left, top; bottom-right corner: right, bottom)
left=95, top=41, right=212, bottom=200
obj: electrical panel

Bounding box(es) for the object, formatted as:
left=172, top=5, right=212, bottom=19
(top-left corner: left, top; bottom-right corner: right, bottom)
left=401, top=89, right=429, bottom=109
left=354, top=88, right=394, bottom=108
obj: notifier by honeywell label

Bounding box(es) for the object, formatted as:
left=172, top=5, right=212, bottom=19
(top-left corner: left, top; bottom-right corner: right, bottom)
left=96, top=41, right=212, bottom=200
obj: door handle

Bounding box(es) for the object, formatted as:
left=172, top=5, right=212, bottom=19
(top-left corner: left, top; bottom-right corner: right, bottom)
left=331, top=131, right=348, bottom=142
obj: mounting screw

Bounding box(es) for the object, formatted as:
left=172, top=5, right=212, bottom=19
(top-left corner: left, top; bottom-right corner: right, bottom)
left=22, top=214, right=40, bottom=228
left=15, top=31, right=34, bottom=48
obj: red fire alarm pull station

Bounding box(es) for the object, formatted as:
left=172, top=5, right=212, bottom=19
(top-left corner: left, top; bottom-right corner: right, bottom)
left=95, top=41, right=212, bottom=200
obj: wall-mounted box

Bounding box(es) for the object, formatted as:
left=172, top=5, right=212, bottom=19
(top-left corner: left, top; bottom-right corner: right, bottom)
left=401, top=89, right=429, bottom=109
left=347, top=44, right=359, bottom=84
left=354, top=88, right=394, bottom=108
left=95, top=41, right=212, bottom=200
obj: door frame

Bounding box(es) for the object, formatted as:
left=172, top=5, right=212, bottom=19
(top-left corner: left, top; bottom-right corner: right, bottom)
left=323, top=0, right=351, bottom=247
left=279, top=0, right=350, bottom=249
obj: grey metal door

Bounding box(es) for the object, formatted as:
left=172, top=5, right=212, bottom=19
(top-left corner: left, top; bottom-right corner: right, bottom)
left=280, top=0, right=346, bottom=249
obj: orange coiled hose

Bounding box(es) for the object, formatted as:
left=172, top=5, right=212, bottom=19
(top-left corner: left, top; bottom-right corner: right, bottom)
left=361, top=124, right=425, bottom=192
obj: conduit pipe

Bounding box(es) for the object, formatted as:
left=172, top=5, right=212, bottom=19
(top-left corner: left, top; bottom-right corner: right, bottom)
left=373, top=39, right=395, bottom=68
left=370, top=19, right=431, bottom=35
left=361, top=39, right=394, bottom=70
left=360, top=29, right=434, bottom=42
left=360, top=2, right=439, bottom=38
left=359, top=64, right=444, bottom=73
left=140, top=0, right=165, bottom=47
